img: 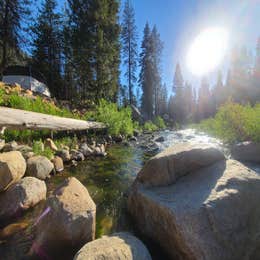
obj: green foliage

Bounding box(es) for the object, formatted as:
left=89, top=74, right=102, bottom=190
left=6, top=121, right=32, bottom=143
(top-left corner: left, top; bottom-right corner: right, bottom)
left=154, top=116, right=166, bottom=129
left=0, top=88, right=4, bottom=105
left=194, top=102, right=260, bottom=144
left=143, top=121, right=158, bottom=131
left=32, top=140, right=54, bottom=159
left=94, top=99, right=134, bottom=136
left=56, top=136, right=78, bottom=150
left=3, top=93, right=78, bottom=118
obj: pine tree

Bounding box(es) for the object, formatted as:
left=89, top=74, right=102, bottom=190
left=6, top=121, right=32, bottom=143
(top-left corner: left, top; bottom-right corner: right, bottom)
left=31, top=0, right=62, bottom=98
left=213, top=70, right=224, bottom=109
left=158, top=83, right=168, bottom=116
left=183, top=82, right=193, bottom=122
left=171, top=63, right=185, bottom=123
left=198, top=77, right=211, bottom=120
left=229, top=46, right=251, bottom=103
left=139, top=23, right=153, bottom=120
left=121, top=0, right=138, bottom=105
left=66, top=0, right=120, bottom=102
left=151, top=26, right=163, bottom=116
left=252, top=37, right=260, bottom=103
left=0, top=0, right=30, bottom=74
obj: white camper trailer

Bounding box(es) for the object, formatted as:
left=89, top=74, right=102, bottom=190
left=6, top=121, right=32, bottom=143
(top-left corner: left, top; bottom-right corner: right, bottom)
left=2, top=66, right=51, bottom=97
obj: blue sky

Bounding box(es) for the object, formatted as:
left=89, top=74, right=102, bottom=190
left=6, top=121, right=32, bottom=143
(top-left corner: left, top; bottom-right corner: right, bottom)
left=128, top=0, right=260, bottom=93
left=47, top=0, right=260, bottom=93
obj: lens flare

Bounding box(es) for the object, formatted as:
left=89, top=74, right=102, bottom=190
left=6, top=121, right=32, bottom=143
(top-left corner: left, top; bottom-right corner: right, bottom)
left=187, top=27, right=229, bottom=76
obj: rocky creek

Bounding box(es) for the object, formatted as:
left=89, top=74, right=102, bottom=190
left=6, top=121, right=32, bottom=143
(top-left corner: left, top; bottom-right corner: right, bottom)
left=0, top=129, right=259, bottom=260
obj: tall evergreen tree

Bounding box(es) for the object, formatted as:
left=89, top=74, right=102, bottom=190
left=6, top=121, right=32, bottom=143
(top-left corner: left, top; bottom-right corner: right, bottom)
left=198, top=77, right=211, bottom=120
left=171, top=63, right=185, bottom=123
left=252, top=37, right=260, bottom=103
left=31, top=0, right=62, bottom=98
left=139, top=23, right=153, bottom=120
left=0, top=0, right=30, bottom=74
left=151, top=26, right=163, bottom=116
left=213, top=70, right=224, bottom=109
left=66, top=0, right=120, bottom=102
left=157, top=83, right=168, bottom=116
left=229, top=46, right=251, bottom=103
left=121, top=0, right=138, bottom=105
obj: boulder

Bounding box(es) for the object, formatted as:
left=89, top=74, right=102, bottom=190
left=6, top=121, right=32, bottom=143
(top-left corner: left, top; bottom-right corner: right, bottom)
left=32, top=177, right=96, bottom=256
left=231, top=141, right=260, bottom=163
left=26, top=156, right=54, bottom=180
left=0, top=177, right=46, bottom=221
left=0, top=139, right=5, bottom=151
left=136, top=143, right=225, bottom=188
left=44, top=138, right=58, bottom=152
left=2, top=141, right=18, bottom=152
left=51, top=156, right=64, bottom=173
left=0, top=151, right=26, bottom=191
left=74, top=232, right=151, bottom=260
left=128, top=159, right=260, bottom=260
left=56, top=149, right=71, bottom=162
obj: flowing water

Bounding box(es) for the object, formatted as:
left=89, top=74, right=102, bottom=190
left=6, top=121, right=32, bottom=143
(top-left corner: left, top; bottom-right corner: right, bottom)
left=0, top=129, right=223, bottom=260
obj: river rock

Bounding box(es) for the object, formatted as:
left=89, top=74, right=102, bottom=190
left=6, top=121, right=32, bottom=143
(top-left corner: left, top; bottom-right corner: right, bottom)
left=51, top=156, right=64, bottom=173
left=231, top=141, right=260, bottom=163
left=26, top=156, right=54, bottom=180
left=129, top=136, right=138, bottom=142
left=0, top=177, right=46, bottom=221
left=44, top=138, right=58, bottom=151
left=128, top=158, right=260, bottom=260
left=0, top=151, right=26, bottom=191
left=155, top=136, right=165, bottom=142
left=32, top=177, right=96, bottom=256
left=79, top=143, right=93, bottom=157
left=2, top=141, right=18, bottom=152
left=136, top=143, right=225, bottom=188
left=71, top=149, right=85, bottom=161
left=56, top=149, right=71, bottom=162
left=74, top=232, right=152, bottom=260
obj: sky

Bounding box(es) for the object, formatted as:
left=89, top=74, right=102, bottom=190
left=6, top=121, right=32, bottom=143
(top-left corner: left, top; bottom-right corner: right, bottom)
left=49, top=0, right=260, bottom=94
left=126, top=0, right=260, bottom=93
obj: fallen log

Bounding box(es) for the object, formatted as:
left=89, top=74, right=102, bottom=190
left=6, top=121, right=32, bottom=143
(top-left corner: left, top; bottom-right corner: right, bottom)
left=0, top=106, right=105, bottom=131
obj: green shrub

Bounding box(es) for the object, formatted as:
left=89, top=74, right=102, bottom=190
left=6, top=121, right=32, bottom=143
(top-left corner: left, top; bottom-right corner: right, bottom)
left=143, top=121, right=158, bottom=131
left=154, top=116, right=166, bottom=129
left=94, top=99, right=134, bottom=136
left=194, top=102, right=260, bottom=144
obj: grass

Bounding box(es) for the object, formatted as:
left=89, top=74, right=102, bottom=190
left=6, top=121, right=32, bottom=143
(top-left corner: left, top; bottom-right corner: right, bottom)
left=32, top=140, right=54, bottom=159
left=194, top=102, right=260, bottom=144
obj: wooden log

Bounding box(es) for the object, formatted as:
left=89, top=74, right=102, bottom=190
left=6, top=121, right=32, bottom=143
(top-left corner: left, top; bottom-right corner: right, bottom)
left=0, top=106, right=105, bottom=131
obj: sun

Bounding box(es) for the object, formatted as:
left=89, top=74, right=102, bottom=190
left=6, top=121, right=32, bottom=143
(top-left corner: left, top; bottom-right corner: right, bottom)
left=187, top=27, right=229, bottom=76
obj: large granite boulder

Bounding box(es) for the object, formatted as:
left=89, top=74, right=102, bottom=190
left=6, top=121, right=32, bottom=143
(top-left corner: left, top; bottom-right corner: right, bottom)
left=32, top=177, right=96, bottom=257
left=74, top=232, right=151, bottom=260
left=231, top=141, right=260, bottom=163
left=0, top=151, right=26, bottom=191
left=128, top=149, right=260, bottom=260
left=26, top=156, right=54, bottom=180
left=0, top=177, right=46, bottom=221
left=135, top=143, right=225, bottom=187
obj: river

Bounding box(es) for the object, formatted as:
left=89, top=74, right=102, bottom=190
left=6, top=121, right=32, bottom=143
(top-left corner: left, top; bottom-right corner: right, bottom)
left=0, top=129, right=223, bottom=259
